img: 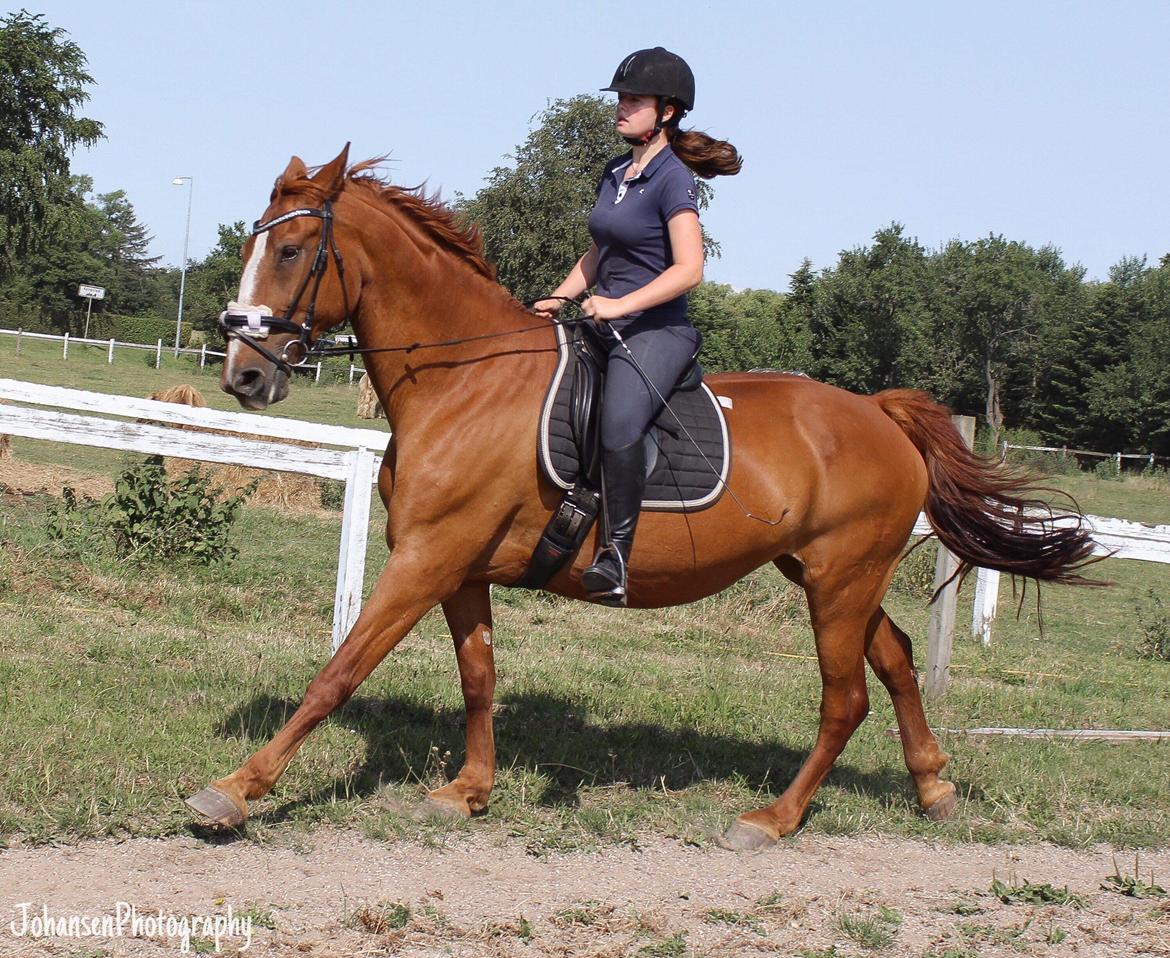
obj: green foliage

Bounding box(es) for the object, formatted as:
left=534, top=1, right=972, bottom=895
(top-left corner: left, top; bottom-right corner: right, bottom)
left=103, top=314, right=177, bottom=345
left=1103, top=854, right=1167, bottom=898
left=990, top=877, right=1085, bottom=907
left=0, top=11, right=104, bottom=274
left=833, top=908, right=899, bottom=948
left=178, top=221, right=248, bottom=336
left=638, top=933, right=687, bottom=957
left=46, top=458, right=257, bottom=565
left=1136, top=591, right=1170, bottom=662
left=347, top=900, right=411, bottom=933
left=890, top=541, right=938, bottom=598
left=0, top=175, right=169, bottom=333
left=689, top=282, right=810, bottom=374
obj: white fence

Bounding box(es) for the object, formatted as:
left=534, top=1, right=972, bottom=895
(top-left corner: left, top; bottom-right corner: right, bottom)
left=913, top=514, right=1170, bottom=643
left=0, top=379, right=387, bottom=652
left=1002, top=441, right=1168, bottom=470
left=2, top=379, right=1167, bottom=681
left=0, top=327, right=369, bottom=384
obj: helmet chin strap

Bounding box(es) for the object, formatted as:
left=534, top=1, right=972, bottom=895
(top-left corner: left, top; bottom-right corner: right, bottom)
left=622, top=96, right=668, bottom=146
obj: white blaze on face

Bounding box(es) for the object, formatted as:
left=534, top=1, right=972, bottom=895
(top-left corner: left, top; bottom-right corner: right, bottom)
left=236, top=231, right=269, bottom=306
left=225, top=232, right=269, bottom=377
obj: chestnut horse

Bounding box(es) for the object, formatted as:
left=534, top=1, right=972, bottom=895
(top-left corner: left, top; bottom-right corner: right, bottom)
left=187, top=146, right=1093, bottom=850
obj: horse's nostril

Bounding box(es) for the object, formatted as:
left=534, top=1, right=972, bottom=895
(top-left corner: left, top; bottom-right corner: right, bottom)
left=233, top=368, right=264, bottom=395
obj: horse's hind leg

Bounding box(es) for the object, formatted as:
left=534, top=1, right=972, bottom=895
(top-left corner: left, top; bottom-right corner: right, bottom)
left=718, top=574, right=876, bottom=850
left=866, top=608, right=955, bottom=820
left=418, top=582, right=497, bottom=819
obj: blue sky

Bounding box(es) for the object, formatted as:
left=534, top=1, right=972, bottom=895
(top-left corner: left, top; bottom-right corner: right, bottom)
left=15, top=0, right=1170, bottom=291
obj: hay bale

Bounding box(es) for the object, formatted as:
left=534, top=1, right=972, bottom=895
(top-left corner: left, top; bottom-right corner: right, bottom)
left=150, top=384, right=207, bottom=407
left=356, top=373, right=383, bottom=420
left=149, top=383, right=324, bottom=511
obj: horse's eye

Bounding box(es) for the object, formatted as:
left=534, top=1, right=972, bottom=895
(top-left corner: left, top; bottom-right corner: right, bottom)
left=280, top=245, right=300, bottom=262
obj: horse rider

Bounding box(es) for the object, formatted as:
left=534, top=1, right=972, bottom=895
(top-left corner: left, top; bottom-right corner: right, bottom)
left=535, top=46, right=742, bottom=606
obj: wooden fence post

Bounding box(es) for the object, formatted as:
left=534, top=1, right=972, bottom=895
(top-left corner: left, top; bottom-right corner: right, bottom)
left=108, top=339, right=115, bottom=364
left=63, top=332, right=69, bottom=360
left=200, top=344, right=207, bottom=368
left=15, top=329, right=22, bottom=356
left=155, top=339, right=162, bottom=369
left=925, top=414, right=976, bottom=697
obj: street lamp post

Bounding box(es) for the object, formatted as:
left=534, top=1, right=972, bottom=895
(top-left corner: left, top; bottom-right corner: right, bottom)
left=172, top=176, right=194, bottom=357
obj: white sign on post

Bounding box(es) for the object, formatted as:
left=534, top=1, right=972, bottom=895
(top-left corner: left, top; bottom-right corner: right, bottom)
left=78, top=284, right=106, bottom=300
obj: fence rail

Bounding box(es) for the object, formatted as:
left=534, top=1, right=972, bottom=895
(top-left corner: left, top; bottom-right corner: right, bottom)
left=0, top=378, right=388, bottom=651
left=0, top=327, right=369, bottom=383
left=1002, top=441, right=1167, bottom=468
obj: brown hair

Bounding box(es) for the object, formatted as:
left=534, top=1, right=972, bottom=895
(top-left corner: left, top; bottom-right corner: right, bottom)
left=665, top=102, right=743, bottom=179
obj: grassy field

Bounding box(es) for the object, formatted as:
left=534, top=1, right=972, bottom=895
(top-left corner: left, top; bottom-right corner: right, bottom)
left=1, top=343, right=1168, bottom=852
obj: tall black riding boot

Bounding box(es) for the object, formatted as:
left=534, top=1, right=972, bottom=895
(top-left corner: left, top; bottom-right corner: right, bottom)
left=581, top=439, right=646, bottom=606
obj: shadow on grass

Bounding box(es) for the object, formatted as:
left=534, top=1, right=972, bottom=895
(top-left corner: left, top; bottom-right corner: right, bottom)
left=209, top=691, right=917, bottom=828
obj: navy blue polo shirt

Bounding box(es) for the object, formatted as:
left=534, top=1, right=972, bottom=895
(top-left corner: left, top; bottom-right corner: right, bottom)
left=588, top=146, right=700, bottom=328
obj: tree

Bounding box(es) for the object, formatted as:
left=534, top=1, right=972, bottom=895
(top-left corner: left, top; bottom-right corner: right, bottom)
left=456, top=95, right=716, bottom=300
left=0, top=175, right=168, bottom=332
left=0, top=10, right=103, bottom=275
left=937, top=236, right=1048, bottom=447
left=806, top=224, right=936, bottom=394
left=179, top=221, right=248, bottom=335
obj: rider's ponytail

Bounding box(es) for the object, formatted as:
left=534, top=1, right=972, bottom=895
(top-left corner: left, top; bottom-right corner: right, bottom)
left=666, top=105, right=743, bottom=179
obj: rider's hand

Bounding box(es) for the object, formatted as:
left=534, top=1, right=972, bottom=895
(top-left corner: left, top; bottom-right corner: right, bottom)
left=580, top=295, right=627, bottom=323
left=532, top=298, right=563, bottom=318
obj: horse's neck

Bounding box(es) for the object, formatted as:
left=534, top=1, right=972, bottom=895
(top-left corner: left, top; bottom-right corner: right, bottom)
left=352, top=213, right=556, bottom=436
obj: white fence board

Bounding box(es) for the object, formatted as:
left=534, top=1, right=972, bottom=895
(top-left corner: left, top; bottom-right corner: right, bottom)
left=0, top=379, right=389, bottom=450
left=0, top=404, right=353, bottom=480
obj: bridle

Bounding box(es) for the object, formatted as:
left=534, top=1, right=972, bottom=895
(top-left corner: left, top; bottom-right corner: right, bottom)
left=219, top=200, right=354, bottom=376
left=219, top=199, right=584, bottom=375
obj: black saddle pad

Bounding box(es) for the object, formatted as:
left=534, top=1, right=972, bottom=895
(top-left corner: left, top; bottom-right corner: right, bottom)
left=537, top=323, right=730, bottom=511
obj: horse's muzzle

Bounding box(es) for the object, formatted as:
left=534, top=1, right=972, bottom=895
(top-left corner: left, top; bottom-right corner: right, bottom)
left=223, top=364, right=289, bottom=410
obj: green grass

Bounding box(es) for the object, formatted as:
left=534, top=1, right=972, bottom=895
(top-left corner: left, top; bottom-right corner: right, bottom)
left=1, top=345, right=1169, bottom=850
left=1, top=480, right=1168, bottom=851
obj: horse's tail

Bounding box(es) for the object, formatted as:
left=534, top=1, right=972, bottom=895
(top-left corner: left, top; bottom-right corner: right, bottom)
left=872, top=388, right=1099, bottom=585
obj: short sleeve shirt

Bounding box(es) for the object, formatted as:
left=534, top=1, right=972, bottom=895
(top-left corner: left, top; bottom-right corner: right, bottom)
left=587, top=146, right=700, bottom=328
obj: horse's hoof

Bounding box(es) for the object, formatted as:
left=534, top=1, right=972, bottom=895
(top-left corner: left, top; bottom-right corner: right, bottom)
left=714, top=820, right=776, bottom=851
left=185, top=786, right=247, bottom=828
left=924, top=784, right=957, bottom=822
left=413, top=796, right=470, bottom=822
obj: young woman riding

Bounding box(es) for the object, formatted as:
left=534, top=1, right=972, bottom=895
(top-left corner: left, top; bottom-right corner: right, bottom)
left=535, top=47, right=742, bottom=606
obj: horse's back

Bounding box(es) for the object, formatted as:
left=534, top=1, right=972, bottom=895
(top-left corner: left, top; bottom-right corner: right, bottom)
left=701, top=370, right=928, bottom=536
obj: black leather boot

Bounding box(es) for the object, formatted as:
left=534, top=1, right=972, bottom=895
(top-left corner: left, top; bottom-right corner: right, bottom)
left=581, top=440, right=646, bottom=606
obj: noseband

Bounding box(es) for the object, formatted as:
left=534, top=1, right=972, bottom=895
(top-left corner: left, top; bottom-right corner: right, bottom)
left=219, top=201, right=353, bottom=375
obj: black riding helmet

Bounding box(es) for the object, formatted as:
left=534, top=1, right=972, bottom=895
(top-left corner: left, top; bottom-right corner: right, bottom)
left=602, top=47, right=695, bottom=112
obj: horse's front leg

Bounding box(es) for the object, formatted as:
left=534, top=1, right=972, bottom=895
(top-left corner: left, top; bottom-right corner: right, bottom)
left=418, top=582, right=497, bottom=819
left=185, top=551, right=462, bottom=827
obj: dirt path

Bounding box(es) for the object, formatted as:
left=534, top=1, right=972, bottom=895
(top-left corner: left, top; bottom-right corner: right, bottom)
left=0, top=831, right=1166, bottom=957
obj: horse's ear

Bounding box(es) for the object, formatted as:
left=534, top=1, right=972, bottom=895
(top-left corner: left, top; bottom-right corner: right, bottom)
left=312, top=143, right=351, bottom=196
left=281, top=155, right=309, bottom=181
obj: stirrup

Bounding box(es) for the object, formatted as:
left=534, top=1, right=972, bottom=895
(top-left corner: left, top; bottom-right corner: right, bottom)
left=582, top=543, right=628, bottom=606
left=587, top=584, right=627, bottom=608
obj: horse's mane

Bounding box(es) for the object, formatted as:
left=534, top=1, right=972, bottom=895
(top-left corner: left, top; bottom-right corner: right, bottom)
left=273, top=158, right=496, bottom=282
